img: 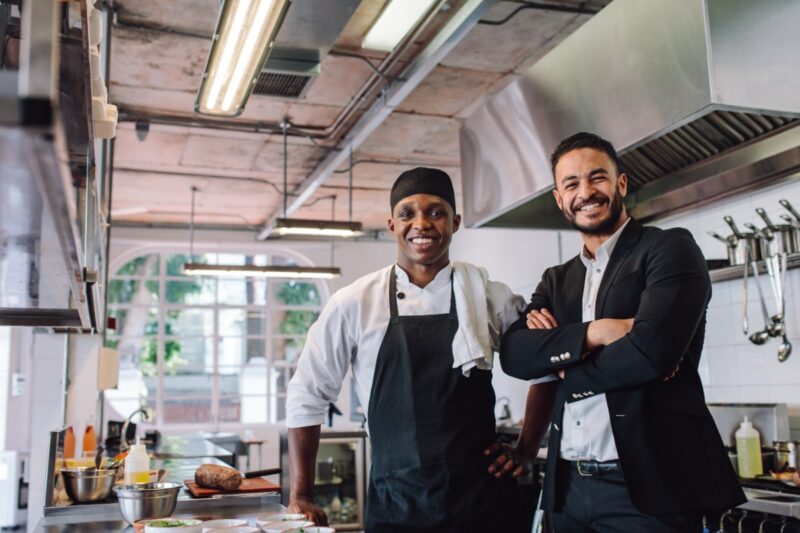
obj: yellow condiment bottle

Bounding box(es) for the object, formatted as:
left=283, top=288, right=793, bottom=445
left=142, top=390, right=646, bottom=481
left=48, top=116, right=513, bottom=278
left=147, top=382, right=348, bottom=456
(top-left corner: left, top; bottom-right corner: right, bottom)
left=124, top=438, right=151, bottom=484
left=735, top=416, right=763, bottom=478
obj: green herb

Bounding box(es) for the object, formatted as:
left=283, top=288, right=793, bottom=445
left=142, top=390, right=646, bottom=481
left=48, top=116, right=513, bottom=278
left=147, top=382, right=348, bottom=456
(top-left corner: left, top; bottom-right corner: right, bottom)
left=146, top=520, right=191, bottom=527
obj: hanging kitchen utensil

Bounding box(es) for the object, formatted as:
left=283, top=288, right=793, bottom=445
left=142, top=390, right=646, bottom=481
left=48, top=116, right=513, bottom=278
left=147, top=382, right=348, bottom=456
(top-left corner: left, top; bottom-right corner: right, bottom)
left=756, top=207, right=798, bottom=256
left=744, top=223, right=772, bottom=263
left=741, top=240, right=751, bottom=335
left=766, top=255, right=787, bottom=334
left=749, top=258, right=772, bottom=346
left=777, top=253, right=792, bottom=362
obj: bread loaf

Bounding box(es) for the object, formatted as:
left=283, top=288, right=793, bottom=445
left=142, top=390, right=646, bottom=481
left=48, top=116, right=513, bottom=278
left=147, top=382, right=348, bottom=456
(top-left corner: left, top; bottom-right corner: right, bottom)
left=194, top=463, right=242, bottom=490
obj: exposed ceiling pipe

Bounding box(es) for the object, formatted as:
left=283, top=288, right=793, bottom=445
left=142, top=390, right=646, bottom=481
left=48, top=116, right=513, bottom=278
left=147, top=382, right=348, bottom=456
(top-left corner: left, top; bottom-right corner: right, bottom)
left=256, top=0, right=496, bottom=240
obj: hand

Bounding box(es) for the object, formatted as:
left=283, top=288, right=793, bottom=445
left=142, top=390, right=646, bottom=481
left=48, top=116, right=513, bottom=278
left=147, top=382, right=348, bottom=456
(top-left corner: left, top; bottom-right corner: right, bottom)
left=288, top=497, right=328, bottom=526
left=484, top=441, right=529, bottom=479
left=586, top=318, right=634, bottom=350
left=526, top=308, right=559, bottom=329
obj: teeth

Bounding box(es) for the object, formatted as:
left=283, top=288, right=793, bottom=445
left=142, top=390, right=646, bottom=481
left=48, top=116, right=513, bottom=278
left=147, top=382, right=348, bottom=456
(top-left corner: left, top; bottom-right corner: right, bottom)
left=579, top=203, right=601, bottom=211
left=411, top=237, right=434, bottom=244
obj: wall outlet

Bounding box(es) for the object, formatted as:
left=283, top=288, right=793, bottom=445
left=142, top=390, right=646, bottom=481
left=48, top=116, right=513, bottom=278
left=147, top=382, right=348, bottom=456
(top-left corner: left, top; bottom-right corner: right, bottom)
left=10, top=373, right=26, bottom=397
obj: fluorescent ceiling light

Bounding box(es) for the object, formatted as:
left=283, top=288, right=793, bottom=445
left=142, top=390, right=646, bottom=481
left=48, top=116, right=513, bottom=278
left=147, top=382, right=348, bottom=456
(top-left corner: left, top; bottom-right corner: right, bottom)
left=271, top=218, right=364, bottom=238
left=362, top=0, right=438, bottom=52
left=195, top=0, right=291, bottom=116
left=183, top=263, right=341, bottom=279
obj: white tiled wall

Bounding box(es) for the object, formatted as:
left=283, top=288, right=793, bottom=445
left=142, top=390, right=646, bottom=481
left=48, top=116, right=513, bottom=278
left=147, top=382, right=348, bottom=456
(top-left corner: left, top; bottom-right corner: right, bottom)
left=657, top=177, right=800, bottom=413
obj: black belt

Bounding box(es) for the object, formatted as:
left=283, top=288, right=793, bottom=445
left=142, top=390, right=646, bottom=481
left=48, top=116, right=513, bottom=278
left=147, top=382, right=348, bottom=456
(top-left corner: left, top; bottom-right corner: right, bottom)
left=563, top=459, right=622, bottom=476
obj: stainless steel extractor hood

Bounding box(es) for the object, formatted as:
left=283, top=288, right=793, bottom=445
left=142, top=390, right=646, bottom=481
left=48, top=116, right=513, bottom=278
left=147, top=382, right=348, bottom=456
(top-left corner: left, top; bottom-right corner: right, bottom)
left=460, top=0, right=800, bottom=229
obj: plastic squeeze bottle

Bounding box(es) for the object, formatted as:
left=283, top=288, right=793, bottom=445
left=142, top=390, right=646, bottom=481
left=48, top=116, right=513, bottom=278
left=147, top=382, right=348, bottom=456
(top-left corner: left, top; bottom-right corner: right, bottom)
left=124, top=438, right=151, bottom=484
left=735, top=416, right=763, bottom=478
left=83, top=416, right=96, bottom=454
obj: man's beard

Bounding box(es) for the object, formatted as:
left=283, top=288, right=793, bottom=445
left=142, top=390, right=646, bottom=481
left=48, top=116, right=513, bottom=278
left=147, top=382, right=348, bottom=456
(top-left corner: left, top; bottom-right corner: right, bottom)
left=563, top=187, right=625, bottom=236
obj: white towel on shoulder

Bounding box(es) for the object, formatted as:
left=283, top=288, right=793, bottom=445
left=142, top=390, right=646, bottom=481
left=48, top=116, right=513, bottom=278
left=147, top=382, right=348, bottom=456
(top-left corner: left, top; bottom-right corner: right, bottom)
left=451, top=261, right=500, bottom=376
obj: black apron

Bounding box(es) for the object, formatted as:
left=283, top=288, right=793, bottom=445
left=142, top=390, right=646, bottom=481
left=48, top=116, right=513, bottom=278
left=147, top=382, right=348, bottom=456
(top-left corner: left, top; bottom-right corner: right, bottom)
left=365, top=267, right=530, bottom=533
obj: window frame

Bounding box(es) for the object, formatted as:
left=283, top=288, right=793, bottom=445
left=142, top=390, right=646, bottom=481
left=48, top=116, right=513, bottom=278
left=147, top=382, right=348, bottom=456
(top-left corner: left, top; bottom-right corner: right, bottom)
left=104, top=245, right=329, bottom=431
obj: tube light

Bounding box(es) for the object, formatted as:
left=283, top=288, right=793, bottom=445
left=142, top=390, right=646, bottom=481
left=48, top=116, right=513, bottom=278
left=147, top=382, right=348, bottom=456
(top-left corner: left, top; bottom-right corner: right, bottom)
left=362, top=0, right=438, bottom=52
left=271, top=218, right=364, bottom=238
left=183, top=263, right=341, bottom=279
left=195, top=0, right=291, bottom=116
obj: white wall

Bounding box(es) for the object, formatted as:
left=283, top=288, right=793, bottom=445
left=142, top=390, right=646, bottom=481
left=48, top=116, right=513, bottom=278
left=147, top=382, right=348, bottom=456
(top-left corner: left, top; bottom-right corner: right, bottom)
left=0, top=327, right=9, bottom=451
left=656, top=177, right=800, bottom=413
left=450, top=226, right=582, bottom=424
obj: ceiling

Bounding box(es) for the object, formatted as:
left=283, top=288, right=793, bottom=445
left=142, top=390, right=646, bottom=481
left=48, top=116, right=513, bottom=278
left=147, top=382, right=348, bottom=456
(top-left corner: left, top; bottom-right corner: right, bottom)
left=108, top=0, right=609, bottom=234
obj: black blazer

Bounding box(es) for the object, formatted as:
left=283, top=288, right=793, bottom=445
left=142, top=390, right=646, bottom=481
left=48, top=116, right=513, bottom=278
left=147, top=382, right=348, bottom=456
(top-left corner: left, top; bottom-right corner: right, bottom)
left=501, top=219, right=745, bottom=515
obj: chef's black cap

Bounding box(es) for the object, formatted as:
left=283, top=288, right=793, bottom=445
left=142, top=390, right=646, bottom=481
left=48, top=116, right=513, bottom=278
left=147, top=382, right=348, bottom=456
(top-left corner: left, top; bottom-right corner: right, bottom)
left=390, top=167, right=456, bottom=213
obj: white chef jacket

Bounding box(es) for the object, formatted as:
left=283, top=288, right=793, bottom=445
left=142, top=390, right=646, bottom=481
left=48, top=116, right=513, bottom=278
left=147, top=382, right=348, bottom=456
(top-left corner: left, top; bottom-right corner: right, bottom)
left=286, top=263, right=543, bottom=429
left=560, top=218, right=630, bottom=461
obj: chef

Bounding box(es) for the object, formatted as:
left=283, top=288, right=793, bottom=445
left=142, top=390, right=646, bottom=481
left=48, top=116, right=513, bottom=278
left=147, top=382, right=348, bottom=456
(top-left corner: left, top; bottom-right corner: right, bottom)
left=285, top=167, right=554, bottom=532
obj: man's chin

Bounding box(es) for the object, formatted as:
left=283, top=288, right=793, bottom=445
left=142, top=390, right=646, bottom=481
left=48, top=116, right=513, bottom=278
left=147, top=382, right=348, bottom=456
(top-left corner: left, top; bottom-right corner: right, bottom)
left=567, top=212, right=620, bottom=236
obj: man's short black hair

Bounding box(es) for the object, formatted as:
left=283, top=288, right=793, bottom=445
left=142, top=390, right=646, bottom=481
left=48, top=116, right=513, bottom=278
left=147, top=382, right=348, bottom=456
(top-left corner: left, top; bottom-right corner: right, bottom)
left=550, top=132, right=622, bottom=177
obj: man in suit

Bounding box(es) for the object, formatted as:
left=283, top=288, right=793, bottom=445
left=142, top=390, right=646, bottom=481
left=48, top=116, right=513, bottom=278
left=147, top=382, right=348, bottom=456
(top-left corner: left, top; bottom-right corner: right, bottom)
left=500, top=132, right=745, bottom=531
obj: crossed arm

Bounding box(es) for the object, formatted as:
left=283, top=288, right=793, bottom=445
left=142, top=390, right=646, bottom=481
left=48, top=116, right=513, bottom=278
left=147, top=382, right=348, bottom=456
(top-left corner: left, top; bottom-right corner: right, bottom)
left=500, top=229, right=709, bottom=394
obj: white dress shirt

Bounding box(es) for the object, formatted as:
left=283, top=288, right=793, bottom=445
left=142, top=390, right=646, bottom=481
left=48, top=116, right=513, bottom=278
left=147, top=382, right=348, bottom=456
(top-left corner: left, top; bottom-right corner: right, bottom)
left=560, top=218, right=631, bottom=461
left=286, top=262, right=541, bottom=429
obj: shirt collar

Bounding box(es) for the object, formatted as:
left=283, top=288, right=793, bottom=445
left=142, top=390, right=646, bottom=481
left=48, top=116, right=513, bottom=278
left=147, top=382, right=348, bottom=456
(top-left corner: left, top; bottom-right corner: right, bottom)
left=579, top=217, right=631, bottom=266
left=394, top=263, right=452, bottom=291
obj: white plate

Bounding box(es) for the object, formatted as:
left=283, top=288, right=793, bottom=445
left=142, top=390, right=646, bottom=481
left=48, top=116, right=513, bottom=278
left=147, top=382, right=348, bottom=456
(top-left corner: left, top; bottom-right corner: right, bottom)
left=201, top=519, right=248, bottom=532
left=142, top=518, right=204, bottom=533
left=284, top=528, right=335, bottom=533
left=259, top=520, right=314, bottom=533
left=203, top=526, right=258, bottom=533
left=254, top=514, right=305, bottom=527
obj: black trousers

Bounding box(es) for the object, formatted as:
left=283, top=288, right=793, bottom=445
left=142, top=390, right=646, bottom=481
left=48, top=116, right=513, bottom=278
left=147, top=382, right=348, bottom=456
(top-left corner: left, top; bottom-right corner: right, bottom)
left=552, top=461, right=703, bottom=533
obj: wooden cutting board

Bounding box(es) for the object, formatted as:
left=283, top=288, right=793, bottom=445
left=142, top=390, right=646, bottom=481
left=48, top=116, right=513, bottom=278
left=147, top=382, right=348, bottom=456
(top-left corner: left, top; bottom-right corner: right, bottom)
left=184, top=477, right=280, bottom=498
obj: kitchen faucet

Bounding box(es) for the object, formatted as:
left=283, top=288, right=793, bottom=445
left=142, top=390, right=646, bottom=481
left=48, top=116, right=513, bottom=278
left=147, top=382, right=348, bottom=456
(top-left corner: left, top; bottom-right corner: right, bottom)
left=120, top=407, right=150, bottom=451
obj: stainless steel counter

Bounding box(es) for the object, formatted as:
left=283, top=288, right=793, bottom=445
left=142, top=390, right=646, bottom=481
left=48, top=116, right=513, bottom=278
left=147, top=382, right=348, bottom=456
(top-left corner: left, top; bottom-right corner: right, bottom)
left=35, top=497, right=283, bottom=532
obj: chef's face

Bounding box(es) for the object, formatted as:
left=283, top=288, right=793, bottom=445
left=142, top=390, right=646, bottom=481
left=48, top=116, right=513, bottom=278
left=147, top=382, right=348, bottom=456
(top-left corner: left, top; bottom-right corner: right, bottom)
left=552, top=148, right=628, bottom=236
left=389, top=194, right=460, bottom=270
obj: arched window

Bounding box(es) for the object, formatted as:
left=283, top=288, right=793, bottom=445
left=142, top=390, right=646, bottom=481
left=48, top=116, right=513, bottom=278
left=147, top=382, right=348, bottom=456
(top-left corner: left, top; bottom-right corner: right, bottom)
left=104, top=250, right=325, bottom=429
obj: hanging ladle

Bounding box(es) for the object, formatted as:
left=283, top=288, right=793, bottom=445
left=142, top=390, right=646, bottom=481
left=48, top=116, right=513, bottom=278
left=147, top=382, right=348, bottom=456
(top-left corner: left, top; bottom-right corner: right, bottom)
left=749, top=257, right=772, bottom=345
left=777, top=253, right=792, bottom=362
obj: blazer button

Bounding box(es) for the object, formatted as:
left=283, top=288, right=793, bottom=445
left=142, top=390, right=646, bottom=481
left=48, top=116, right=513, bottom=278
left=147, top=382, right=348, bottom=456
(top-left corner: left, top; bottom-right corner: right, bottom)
left=550, top=356, right=558, bottom=363
left=565, top=352, right=571, bottom=358
left=572, top=393, right=578, bottom=399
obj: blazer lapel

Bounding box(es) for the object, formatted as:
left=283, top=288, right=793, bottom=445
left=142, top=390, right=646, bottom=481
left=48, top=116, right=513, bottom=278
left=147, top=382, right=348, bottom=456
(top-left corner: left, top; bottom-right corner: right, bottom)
left=564, top=256, right=585, bottom=324
left=595, top=218, right=644, bottom=317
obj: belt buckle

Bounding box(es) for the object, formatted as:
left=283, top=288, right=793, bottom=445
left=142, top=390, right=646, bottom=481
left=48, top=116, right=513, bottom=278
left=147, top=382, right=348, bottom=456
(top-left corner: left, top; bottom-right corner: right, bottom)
left=576, top=460, right=593, bottom=477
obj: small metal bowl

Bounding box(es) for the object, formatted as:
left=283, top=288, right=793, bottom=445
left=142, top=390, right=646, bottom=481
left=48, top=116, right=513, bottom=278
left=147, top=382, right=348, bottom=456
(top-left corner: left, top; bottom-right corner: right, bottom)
left=61, top=468, right=116, bottom=503
left=113, top=482, right=181, bottom=525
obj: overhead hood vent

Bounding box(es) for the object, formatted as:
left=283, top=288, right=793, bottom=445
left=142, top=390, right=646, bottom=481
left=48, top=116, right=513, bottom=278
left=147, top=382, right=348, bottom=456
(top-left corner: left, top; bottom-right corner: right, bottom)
left=460, top=0, right=800, bottom=229
left=621, top=111, right=798, bottom=189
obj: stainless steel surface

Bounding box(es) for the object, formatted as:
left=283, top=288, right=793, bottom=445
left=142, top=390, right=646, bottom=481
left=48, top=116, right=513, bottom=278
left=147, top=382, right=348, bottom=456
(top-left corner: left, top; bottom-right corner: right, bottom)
left=709, top=252, right=800, bottom=283
left=113, top=482, right=181, bottom=525
left=773, top=441, right=798, bottom=470
left=460, top=0, right=800, bottom=228
left=742, top=243, right=750, bottom=335
left=708, top=404, right=790, bottom=448
left=36, top=498, right=283, bottom=532
left=60, top=469, right=115, bottom=504
left=777, top=254, right=793, bottom=362
left=757, top=207, right=798, bottom=256
left=740, top=488, right=800, bottom=519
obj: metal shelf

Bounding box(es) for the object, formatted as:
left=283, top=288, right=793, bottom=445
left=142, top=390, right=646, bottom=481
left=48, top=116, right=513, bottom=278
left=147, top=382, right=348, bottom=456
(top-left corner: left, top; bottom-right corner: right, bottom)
left=709, top=252, right=800, bottom=283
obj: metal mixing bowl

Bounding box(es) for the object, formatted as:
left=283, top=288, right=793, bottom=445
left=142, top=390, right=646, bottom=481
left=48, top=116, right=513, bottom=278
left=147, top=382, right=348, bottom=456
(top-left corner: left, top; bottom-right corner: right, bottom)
left=113, top=482, right=181, bottom=525
left=61, top=468, right=116, bottom=503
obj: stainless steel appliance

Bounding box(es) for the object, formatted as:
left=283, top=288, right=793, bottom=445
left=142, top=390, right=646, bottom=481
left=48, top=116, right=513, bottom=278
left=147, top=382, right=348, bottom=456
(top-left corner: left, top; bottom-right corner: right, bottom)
left=280, top=430, right=368, bottom=531
left=460, top=0, right=800, bottom=229
left=0, top=450, right=28, bottom=528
